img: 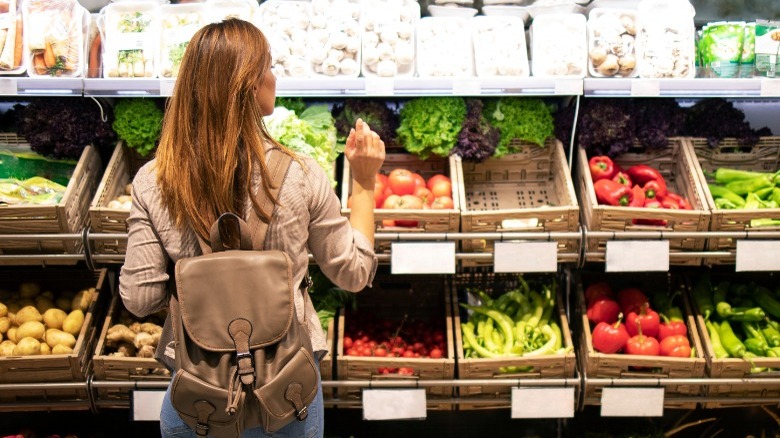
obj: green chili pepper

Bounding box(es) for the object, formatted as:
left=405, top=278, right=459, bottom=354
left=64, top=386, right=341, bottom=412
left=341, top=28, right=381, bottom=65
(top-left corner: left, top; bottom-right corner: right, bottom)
left=762, top=323, right=780, bottom=347
left=523, top=324, right=557, bottom=357
left=755, top=186, right=775, bottom=199
left=709, top=184, right=746, bottom=207
left=744, top=338, right=768, bottom=355
left=461, top=323, right=501, bottom=358
left=767, top=346, right=780, bottom=358
left=720, top=320, right=747, bottom=358
left=714, top=168, right=774, bottom=184
left=743, top=352, right=767, bottom=373
left=462, top=304, right=515, bottom=354
left=706, top=320, right=730, bottom=358
left=693, top=275, right=715, bottom=320
left=754, top=286, right=780, bottom=319
left=718, top=305, right=766, bottom=322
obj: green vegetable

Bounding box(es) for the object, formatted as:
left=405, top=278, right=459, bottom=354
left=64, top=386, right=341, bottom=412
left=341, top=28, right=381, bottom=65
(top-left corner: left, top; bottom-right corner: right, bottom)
left=693, top=274, right=715, bottom=321
left=754, top=286, right=780, bottom=319
left=708, top=184, right=746, bottom=207
left=763, top=323, right=780, bottom=347
left=714, top=168, right=774, bottom=184
left=706, top=320, right=730, bottom=358
left=484, top=97, right=554, bottom=157
left=397, top=97, right=467, bottom=159
left=112, top=99, right=164, bottom=157
left=725, top=176, right=774, bottom=196
left=719, top=320, right=746, bottom=358
left=744, top=337, right=769, bottom=355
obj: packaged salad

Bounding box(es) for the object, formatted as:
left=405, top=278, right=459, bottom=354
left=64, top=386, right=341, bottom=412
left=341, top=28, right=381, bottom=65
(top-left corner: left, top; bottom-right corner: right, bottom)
left=159, top=3, right=205, bottom=78
left=98, top=0, right=159, bottom=78
left=24, top=0, right=89, bottom=77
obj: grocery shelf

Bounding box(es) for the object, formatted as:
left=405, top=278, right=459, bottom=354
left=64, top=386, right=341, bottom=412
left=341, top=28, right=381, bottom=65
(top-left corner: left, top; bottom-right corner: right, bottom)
left=0, top=233, right=86, bottom=265
left=83, top=78, right=168, bottom=97
left=584, top=77, right=780, bottom=98
left=0, top=77, right=83, bottom=97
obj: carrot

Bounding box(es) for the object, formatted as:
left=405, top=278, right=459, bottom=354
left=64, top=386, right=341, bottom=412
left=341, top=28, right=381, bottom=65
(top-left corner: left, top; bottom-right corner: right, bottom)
left=32, top=52, right=46, bottom=74
left=13, top=14, right=21, bottom=68
left=87, top=33, right=101, bottom=78
left=43, top=42, right=56, bottom=68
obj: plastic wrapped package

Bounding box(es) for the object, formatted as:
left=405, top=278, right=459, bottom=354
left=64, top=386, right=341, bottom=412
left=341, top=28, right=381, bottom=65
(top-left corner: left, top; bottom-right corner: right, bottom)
left=24, top=0, right=89, bottom=77
left=755, top=20, right=780, bottom=78
left=159, top=4, right=205, bottom=78
left=307, top=0, right=361, bottom=78
left=416, top=17, right=473, bottom=77
left=526, top=0, right=585, bottom=18
left=98, top=1, right=159, bottom=78
left=360, top=0, right=419, bottom=78
left=530, top=13, right=586, bottom=77
left=636, top=0, right=695, bottom=79
left=205, top=0, right=257, bottom=23
left=470, top=16, right=529, bottom=77
left=0, top=0, right=25, bottom=74
left=587, top=9, right=638, bottom=78
left=258, top=0, right=311, bottom=78
left=699, top=21, right=745, bottom=78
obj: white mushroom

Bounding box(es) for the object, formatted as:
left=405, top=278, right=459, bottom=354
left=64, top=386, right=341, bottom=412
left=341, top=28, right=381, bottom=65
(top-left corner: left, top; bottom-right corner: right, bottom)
left=287, top=59, right=309, bottom=77
left=362, top=47, right=380, bottom=65
left=340, top=58, right=359, bottom=76
left=345, top=38, right=360, bottom=54
left=596, top=54, right=620, bottom=76
left=322, top=57, right=341, bottom=76
left=310, top=48, right=328, bottom=64
left=377, top=59, right=398, bottom=77
left=330, top=32, right=348, bottom=50
left=363, top=32, right=379, bottom=48
left=395, top=44, right=414, bottom=66
left=327, top=49, right=345, bottom=61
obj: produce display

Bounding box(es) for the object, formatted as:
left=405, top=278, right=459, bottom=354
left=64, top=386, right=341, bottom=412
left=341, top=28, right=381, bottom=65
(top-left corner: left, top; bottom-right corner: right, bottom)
left=452, top=99, right=499, bottom=162
left=471, top=16, right=528, bottom=77
left=259, top=0, right=310, bottom=78
left=307, top=0, right=361, bottom=77
left=587, top=9, right=638, bottom=78
left=23, top=0, right=88, bottom=77
left=397, top=96, right=466, bottom=159
left=100, top=1, right=158, bottom=78
left=698, top=21, right=746, bottom=79
left=112, top=98, right=163, bottom=158
left=106, top=183, right=132, bottom=210
left=331, top=99, right=399, bottom=148
left=308, top=268, right=355, bottom=335
left=159, top=4, right=204, bottom=78
left=484, top=97, right=554, bottom=156
left=707, top=168, right=780, bottom=222
left=530, top=13, right=586, bottom=77
left=103, top=310, right=163, bottom=360
left=0, top=176, right=66, bottom=205
left=636, top=0, right=695, bottom=78
left=0, top=0, right=24, bottom=74
left=360, top=0, right=417, bottom=77
left=416, top=17, right=473, bottom=77
left=0, top=283, right=94, bottom=356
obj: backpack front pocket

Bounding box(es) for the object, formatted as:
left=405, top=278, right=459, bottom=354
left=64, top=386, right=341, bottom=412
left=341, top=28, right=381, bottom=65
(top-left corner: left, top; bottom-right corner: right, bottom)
left=171, top=369, right=245, bottom=438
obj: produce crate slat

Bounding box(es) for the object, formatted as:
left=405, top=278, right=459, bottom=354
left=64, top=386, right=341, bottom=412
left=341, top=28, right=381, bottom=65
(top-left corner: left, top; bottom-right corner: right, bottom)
left=458, top=139, right=580, bottom=266
left=577, top=138, right=710, bottom=266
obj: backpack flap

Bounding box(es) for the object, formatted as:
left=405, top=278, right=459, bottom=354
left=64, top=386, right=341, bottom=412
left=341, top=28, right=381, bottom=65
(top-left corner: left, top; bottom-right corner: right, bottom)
left=175, top=250, right=294, bottom=352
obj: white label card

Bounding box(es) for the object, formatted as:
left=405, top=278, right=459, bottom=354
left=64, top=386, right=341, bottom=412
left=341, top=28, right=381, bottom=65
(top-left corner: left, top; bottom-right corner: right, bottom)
left=760, top=78, right=780, bottom=97
left=605, top=240, right=669, bottom=272
left=365, top=77, right=395, bottom=95
left=363, top=389, right=427, bottom=420
left=601, top=387, right=664, bottom=417
left=494, top=241, right=558, bottom=273
left=736, top=240, right=780, bottom=271
left=132, top=390, right=166, bottom=421
left=554, top=79, right=583, bottom=95
left=452, top=78, right=481, bottom=95
left=0, top=77, right=16, bottom=94
left=631, top=79, right=661, bottom=96
left=511, top=387, right=575, bottom=418
left=159, top=79, right=175, bottom=96
left=391, top=242, right=456, bottom=274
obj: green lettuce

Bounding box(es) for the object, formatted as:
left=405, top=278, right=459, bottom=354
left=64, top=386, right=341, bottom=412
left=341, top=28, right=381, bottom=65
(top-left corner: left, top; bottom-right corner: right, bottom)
left=397, top=97, right=467, bottom=159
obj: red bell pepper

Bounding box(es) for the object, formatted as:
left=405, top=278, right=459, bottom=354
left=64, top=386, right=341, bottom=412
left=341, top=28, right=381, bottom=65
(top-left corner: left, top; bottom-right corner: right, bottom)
left=658, top=316, right=688, bottom=341
left=633, top=198, right=668, bottom=226
left=626, top=303, right=661, bottom=339
left=611, top=171, right=632, bottom=187
left=659, top=196, right=680, bottom=210
left=589, top=156, right=616, bottom=182
left=642, top=179, right=667, bottom=200
left=659, top=334, right=691, bottom=357
left=587, top=297, right=621, bottom=325
left=629, top=185, right=646, bottom=207
left=591, top=315, right=630, bottom=354
left=594, top=179, right=633, bottom=206
left=663, top=192, right=693, bottom=210
left=624, top=323, right=661, bottom=356
left=585, top=282, right=613, bottom=305
left=626, top=164, right=666, bottom=187
left=617, top=287, right=648, bottom=315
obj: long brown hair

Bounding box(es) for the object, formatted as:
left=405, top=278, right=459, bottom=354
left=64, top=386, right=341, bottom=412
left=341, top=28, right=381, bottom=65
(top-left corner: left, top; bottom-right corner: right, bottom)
left=156, top=18, right=294, bottom=241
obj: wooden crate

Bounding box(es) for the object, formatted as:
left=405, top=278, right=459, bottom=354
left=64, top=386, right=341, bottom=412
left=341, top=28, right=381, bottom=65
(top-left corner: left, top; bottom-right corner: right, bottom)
left=576, top=272, right=706, bottom=410
left=340, top=154, right=461, bottom=253
left=576, top=138, right=711, bottom=266
left=688, top=272, right=780, bottom=408
left=320, top=314, right=335, bottom=402
left=0, top=268, right=107, bottom=406
left=458, top=139, right=580, bottom=266
left=0, top=143, right=101, bottom=262
left=452, top=272, right=576, bottom=410
left=92, top=294, right=170, bottom=406
left=686, top=137, right=780, bottom=265
left=335, top=274, right=456, bottom=410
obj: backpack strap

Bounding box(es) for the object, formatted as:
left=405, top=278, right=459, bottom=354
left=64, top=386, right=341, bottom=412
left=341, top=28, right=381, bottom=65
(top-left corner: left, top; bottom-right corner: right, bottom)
left=247, top=149, right=293, bottom=250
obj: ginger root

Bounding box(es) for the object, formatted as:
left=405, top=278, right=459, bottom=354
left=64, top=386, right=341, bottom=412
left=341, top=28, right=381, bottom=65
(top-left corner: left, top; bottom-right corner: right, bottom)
left=106, top=324, right=135, bottom=346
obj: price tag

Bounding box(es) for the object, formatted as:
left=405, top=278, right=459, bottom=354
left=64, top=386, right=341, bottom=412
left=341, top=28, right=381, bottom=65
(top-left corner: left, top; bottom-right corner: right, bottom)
left=601, top=388, right=664, bottom=417
left=363, top=389, right=427, bottom=420
left=131, top=390, right=166, bottom=421
left=736, top=240, right=780, bottom=271
left=605, top=241, right=669, bottom=272
left=554, top=79, right=583, bottom=95
left=631, top=79, right=661, bottom=96
left=391, top=242, right=456, bottom=274
left=494, top=242, right=558, bottom=273
left=0, top=78, right=16, bottom=94
left=452, top=78, right=481, bottom=95
left=511, top=387, right=575, bottom=418
left=760, top=78, right=780, bottom=97
left=159, top=79, right=176, bottom=96
left=365, top=77, right=395, bottom=95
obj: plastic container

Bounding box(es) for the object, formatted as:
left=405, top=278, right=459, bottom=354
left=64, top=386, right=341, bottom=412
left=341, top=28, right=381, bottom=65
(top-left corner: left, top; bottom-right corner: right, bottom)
left=470, top=16, right=529, bottom=77
left=636, top=0, right=696, bottom=79
left=158, top=4, right=205, bottom=79
left=698, top=21, right=745, bottom=79
left=24, top=0, right=89, bottom=77
left=98, top=0, right=160, bottom=78
left=427, top=5, right=478, bottom=17
left=307, top=0, right=361, bottom=78
left=416, top=17, right=473, bottom=77
left=526, top=1, right=585, bottom=19
left=0, top=0, right=25, bottom=75
left=360, top=0, right=419, bottom=78
left=205, top=0, right=258, bottom=24
left=587, top=8, right=639, bottom=78
left=530, top=13, right=587, bottom=77
left=257, top=0, right=311, bottom=78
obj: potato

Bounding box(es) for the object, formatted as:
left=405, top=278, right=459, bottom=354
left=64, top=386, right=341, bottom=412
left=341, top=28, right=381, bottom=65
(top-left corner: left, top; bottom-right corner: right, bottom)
left=71, top=288, right=95, bottom=313
left=35, top=296, right=55, bottom=314
left=6, top=327, right=17, bottom=343
left=17, top=321, right=45, bottom=341
left=55, top=297, right=72, bottom=312
left=0, top=302, right=6, bottom=317
left=0, top=340, right=15, bottom=356
left=0, top=316, right=9, bottom=334
left=19, top=282, right=40, bottom=299
left=62, top=309, right=84, bottom=335
left=42, top=308, right=68, bottom=330
left=45, top=329, right=76, bottom=349
left=15, top=306, right=42, bottom=325
left=7, top=312, right=15, bottom=326
left=13, top=337, right=41, bottom=355
left=40, top=342, right=51, bottom=355
left=52, top=344, right=73, bottom=355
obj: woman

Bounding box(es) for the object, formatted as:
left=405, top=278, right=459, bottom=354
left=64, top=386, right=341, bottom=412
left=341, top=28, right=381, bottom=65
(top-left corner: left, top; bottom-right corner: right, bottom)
left=119, top=18, right=385, bottom=437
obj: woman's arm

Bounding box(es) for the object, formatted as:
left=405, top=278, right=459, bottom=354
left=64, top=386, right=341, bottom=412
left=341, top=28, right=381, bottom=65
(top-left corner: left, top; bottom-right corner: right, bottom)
left=344, top=119, right=385, bottom=245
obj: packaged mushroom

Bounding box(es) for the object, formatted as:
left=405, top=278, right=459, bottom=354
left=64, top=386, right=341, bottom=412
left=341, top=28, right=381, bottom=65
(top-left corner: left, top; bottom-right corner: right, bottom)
left=470, top=16, right=528, bottom=77
left=258, top=0, right=311, bottom=78
left=360, top=0, right=419, bottom=78
left=307, top=0, right=361, bottom=78
left=417, top=17, right=473, bottom=77
left=98, top=0, right=160, bottom=78
left=159, top=4, right=205, bottom=79
left=530, top=13, right=586, bottom=77
left=587, top=9, right=639, bottom=78
left=636, top=0, right=695, bottom=79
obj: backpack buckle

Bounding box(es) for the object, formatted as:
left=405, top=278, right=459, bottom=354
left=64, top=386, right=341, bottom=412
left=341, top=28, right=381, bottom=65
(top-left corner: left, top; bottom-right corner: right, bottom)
left=236, top=351, right=252, bottom=362
left=296, top=405, right=308, bottom=421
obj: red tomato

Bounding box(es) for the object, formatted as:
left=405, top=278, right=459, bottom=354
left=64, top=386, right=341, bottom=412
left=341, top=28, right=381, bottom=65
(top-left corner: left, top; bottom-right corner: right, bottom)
left=428, top=348, right=443, bottom=359
left=395, top=195, right=424, bottom=227
left=346, top=348, right=359, bottom=356
left=382, top=194, right=400, bottom=209
left=430, top=178, right=452, bottom=198
left=398, top=367, right=415, bottom=376
left=414, top=187, right=435, bottom=206
left=412, top=173, right=426, bottom=189
left=431, top=195, right=454, bottom=209
left=377, top=173, right=389, bottom=187
left=374, top=178, right=387, bottom=208
left=343, top=336, right=353, bottom=350
left=426, top=174, right=450, bottom=191
left=402, top=350, right=415, bottom=358
left=382, top=219, right=397, bottom=227
left=388, top=168, right=416, bottom=195
left=373, top=347, right=387, bottom=357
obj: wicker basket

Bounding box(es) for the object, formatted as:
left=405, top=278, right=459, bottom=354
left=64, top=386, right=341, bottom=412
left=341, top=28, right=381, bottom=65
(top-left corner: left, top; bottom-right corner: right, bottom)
left=576, top=272, right=706, bottom=410
left=335, top=274, right=456, bottom=410
left=458, top=139, right=580, bottom=267
left=576, top=138, right=710, bottom=266
left=452, top=271, right=576, bottom=410
left=686, top=137, right=780, bottom=265
left=320, top=315, right=335, bottom=403
left=0, top=141, right=102, bottom=263
left=341, top=154, right=461, bottom=254
left=0, top=268, right=107, bottom=408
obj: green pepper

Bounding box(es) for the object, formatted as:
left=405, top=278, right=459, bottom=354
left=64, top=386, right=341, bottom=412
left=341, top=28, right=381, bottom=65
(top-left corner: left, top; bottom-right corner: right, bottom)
left=720, top=320, right=746, bottom=358
left=714, top=168, right=774, bottom=184
left=767, top=346, right=780, bottom=358
left=461, top=323, right=501, bottom=358
left=709, top=184, right=746, bottom=207
left=523, top=324, right=558, bottom=357
left=652, top=290, right=684, bottom=322
left=462, top=304, right=515, bottom=354
left=715, top=198, right=738, bottom=209
left=754, top=286, right=780, bottom=319
left=706, top=320, right=730, bottom=358
left=718, top=305, right=766, bottom=322
left=726, top=177, right=774, bottom=196
left=744, top=192, right=763, bottom=209
left=693, top=275, right=715, bottom=320
left=755, top=186, right=775, bottom=200
left=763, top=323, right=780, bottom=347
left=771, top=188, right=780, bottom=206
left=743, top=352, right=767, bottom=373
left=750, top=218, right=780, bottom=227
left=744, top=338, right=769, bottom=355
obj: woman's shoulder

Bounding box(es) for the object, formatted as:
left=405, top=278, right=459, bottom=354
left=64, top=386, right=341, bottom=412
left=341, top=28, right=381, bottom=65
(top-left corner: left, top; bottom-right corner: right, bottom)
left=130, top=159, right=159, bottom=198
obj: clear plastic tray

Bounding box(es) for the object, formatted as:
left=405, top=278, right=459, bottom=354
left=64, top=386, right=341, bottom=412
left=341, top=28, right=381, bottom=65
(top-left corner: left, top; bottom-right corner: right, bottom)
left=159, top=4, right=205, bottom=79
left=470, top=16, right=529, bottom=77
left=636, top=0, right=695, bottom=79
left=481, top=5, right=530, bottom=24
left=308, top=0, right=361, bottom=78
left=0, top=0, right=26, bottom=75
left=258, top=0, right=312, bottom=78
left=587, top=8, right=639, bottom=78
left=205, top=0, right=258, bottom=24
left=530, top=13, right=586, bottom=77
left=24, top=0, right=89, bottom=77
left=99, top=1, right=160, bottom=78
left=360, top=0, right=419, bottom=78
left=417, top=17, right=474, bottom=77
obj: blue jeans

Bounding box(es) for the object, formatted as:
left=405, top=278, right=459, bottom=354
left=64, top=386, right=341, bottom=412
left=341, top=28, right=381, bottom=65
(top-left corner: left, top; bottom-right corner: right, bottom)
left=160, top=372, right=324, bottom=438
